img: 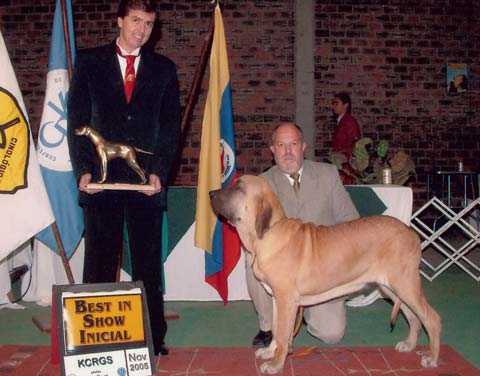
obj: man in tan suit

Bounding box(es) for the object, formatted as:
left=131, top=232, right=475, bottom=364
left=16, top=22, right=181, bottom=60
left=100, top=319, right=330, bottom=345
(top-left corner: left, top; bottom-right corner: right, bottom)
left=246, top=122, right=359, bottom=347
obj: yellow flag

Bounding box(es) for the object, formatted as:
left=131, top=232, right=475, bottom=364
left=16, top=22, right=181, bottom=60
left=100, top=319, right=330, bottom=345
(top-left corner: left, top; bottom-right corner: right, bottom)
left=0, top=88, right=29, bottom=193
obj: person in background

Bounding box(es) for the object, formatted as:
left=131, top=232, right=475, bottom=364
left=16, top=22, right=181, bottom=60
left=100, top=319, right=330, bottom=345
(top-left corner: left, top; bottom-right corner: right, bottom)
left=246, top=122, right=359, bottom=348
left=67, top=0, right=181, bottom=356
left=331, top=92, right=361, bottom=161
left=331, top=92, right=361, bottom=184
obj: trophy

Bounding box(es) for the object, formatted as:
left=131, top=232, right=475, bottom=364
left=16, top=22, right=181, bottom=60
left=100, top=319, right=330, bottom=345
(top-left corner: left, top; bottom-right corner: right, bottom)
left=75, top=125, right=154, bottom=191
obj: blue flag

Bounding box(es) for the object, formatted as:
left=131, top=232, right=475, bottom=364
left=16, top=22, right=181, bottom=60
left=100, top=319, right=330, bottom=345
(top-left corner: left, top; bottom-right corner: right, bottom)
left=36, top=0, right=83, bottom=258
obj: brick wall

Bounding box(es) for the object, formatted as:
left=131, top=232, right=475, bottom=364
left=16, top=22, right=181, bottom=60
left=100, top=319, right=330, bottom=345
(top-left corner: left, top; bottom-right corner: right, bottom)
left=1, top=1, right=478, bottom=203
left=314, top=0, right=480, bottom=203
left=0, top=0, right=295, bottom=186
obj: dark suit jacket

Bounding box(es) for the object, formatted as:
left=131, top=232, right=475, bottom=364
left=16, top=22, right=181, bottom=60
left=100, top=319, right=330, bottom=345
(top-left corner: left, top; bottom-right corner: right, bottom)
left=262, top=160, right=359, bottom=226
left=67, top=42, right=181, bottom=208
left=332, top=113, right=361, bottom=159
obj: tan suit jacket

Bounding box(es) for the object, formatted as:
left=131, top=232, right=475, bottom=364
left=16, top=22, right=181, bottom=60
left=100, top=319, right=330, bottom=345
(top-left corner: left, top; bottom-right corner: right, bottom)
left=262, top=160, right=359, bottom=226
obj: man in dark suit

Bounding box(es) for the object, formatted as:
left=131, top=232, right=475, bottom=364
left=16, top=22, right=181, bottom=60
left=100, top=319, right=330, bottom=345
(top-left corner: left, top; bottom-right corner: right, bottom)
left=246, top=122, right=359, bottom=348
left=67, top=0, right=180, bottom=356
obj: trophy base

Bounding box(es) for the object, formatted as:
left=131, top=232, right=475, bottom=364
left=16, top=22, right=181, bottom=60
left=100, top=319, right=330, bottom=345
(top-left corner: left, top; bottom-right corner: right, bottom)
left=86, top=183, right=155, bottom=191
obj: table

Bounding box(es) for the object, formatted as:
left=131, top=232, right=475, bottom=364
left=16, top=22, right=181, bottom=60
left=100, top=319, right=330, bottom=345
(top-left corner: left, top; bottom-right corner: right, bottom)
left=346, top=185, right=413, bottom=225
left=16, top=185, right=413, bottom=304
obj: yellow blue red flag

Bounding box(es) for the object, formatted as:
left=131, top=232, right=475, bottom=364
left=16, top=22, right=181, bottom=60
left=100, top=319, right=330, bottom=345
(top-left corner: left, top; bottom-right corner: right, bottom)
left=194, top=5, right=240, bottom=303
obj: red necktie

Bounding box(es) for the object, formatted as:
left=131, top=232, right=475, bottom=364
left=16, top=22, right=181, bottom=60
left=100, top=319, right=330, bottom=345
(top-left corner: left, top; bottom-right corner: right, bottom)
left=116, top=46, right=137, bottom=103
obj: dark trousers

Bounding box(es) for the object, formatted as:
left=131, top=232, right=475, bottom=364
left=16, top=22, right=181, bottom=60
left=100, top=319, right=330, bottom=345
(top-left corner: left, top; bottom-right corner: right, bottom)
left=83, top=203, right=167, bottom=354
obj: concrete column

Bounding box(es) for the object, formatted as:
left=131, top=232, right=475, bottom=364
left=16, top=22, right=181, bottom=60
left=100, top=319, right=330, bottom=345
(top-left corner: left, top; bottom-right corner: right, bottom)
left=295, top=0, right=315, bottom=160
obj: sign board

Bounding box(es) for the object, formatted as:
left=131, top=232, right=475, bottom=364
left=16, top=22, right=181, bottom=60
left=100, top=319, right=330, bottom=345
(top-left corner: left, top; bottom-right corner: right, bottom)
left=53, top=281, right=155, bottom=376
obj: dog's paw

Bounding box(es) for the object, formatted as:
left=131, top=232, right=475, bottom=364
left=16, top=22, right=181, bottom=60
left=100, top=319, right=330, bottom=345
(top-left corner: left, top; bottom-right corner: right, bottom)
left=260, top=361, right=283, bottom=374
left=255, top=347, right=274, bottom=360
left=255, top=347, right=269, bottom=359
left=395, top=340, right=415, bottom=352
left=255, top=340, right=276, bottom=359
left=420, top=354, right=438, bottom=368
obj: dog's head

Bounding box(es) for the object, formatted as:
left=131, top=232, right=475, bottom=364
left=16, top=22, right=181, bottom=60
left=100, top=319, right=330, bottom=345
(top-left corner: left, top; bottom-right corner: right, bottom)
left=210, top=175, right=285, bottom=244
left=74, top=125, right=90, bottom=136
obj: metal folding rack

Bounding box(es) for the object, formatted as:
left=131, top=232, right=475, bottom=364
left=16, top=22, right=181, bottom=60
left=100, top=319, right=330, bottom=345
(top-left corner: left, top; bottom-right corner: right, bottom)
left=411, top=196, right=480, bottom=281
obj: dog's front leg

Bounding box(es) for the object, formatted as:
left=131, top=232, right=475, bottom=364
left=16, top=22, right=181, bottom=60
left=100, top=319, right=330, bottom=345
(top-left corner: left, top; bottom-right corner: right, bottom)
left=256, top=297, right=278, bottom=361
left=98, top=151, right=108, bottom=183
left=258, top=294, right=297, bottom=374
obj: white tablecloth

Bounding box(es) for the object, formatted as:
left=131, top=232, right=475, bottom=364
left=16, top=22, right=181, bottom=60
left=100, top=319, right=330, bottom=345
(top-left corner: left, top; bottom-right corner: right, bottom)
left=349, top=184, right=413, bottom=225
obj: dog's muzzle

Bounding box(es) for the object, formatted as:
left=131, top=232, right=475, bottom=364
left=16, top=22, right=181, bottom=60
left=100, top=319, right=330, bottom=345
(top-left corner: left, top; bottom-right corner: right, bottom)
left=209, top=189, right=236, bottom=223
left=74, top=127, right=86, bottom=135
left=209, top=189, right=222, bottom=214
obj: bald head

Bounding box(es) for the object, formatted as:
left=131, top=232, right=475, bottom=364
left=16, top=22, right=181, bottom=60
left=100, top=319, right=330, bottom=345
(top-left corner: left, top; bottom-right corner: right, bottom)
left=271, top=122, right=304, bottom=145
left=270, top=122, right=307, bottom=174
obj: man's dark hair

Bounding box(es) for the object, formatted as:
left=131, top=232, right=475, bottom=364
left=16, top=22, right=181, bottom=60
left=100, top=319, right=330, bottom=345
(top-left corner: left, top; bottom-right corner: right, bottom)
left=334, top=92, right=352, bottom=113
left=117, top=0, right=156, bottom=18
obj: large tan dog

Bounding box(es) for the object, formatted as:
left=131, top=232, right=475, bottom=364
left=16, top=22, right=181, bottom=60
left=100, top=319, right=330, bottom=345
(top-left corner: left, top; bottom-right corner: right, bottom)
left=210, top=175, right=441, bottom=374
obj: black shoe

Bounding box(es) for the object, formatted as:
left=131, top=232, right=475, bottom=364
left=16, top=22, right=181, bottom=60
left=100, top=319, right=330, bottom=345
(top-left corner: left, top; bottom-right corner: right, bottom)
left=252, top=330, right=272, bottom=348
left=156, top=344, right=169, bottom=356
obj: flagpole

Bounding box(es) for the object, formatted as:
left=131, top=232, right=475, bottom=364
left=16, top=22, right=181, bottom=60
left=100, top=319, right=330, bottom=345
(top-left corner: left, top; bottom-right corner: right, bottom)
left=59, top=0, right=73, bottom=80
left=52, top=0, right=75, bottom=284
left=52, top=223, right=75, bottom=284
left=180, top=8, right=215, bottom=133
left=163, top=3, right=216, bottom=321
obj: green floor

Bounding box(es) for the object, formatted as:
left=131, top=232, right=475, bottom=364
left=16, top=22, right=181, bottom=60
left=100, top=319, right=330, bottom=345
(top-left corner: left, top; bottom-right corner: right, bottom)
left=0, top=268, right=478, bottom=368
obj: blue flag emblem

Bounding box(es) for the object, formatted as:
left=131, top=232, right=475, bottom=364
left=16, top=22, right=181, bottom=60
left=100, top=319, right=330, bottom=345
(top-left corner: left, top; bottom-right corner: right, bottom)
left=35, top=0, right=83, bottom=258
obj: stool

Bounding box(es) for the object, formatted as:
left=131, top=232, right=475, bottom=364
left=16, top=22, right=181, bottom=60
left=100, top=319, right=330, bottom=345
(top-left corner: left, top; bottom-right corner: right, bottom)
left=427, top=171, right=478, bottom=209
left=426, top=171, right=478, bottom=232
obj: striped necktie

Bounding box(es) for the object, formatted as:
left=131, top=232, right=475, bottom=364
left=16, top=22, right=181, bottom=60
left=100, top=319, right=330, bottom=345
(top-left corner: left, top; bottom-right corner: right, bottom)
left=290, top=172, right=300, bottom=195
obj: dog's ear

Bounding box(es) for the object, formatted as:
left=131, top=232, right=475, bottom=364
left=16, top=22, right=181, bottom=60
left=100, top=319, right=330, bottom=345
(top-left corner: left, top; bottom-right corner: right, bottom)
left=255, top=197, right=272, bottom=239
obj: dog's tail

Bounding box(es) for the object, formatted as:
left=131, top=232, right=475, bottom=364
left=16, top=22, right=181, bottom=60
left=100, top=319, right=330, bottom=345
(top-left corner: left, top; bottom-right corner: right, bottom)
left=390, top=298, right=401, bottom=331
left=134, top=147, right=154, bottom=155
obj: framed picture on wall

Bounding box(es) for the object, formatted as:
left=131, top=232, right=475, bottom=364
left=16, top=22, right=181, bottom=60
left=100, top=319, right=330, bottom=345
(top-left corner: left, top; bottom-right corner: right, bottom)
left=446, top=63, right=468, bottom=95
